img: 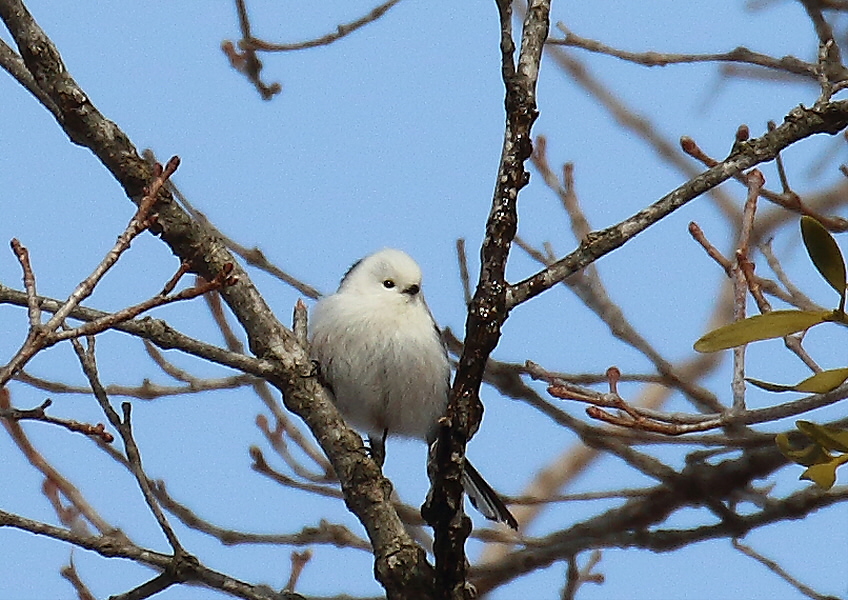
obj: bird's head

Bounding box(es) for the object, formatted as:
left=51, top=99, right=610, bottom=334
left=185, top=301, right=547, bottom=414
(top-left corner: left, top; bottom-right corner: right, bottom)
left=338, top=248, right=425, bottom=306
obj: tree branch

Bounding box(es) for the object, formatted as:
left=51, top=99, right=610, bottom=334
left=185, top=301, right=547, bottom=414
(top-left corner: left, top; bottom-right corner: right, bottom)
left=507, top=101, right=848, bottom=309
left=424, top=1, right=550, bottom=596
left=550, top=23, right=822, bottom=81
left=0, top=1, right=435, bottom=595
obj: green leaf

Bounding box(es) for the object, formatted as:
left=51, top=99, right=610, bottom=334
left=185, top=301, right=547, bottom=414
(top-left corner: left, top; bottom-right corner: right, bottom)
left=752, top=369, right=848, bottom=394
left=793, top=368, right=848, bottom=394
left=796, top=420, right=848, bottom=453
left=800, top=461, right=839, bottom=489
left=746, top=378, right=798, bottom=392
left=693, top=310, right=829, bottom=353
left=799, top=454, right=848, bottom=489
left=801, top=216, right=846, bottom=305
left=775, top=432, right=831, bottom=466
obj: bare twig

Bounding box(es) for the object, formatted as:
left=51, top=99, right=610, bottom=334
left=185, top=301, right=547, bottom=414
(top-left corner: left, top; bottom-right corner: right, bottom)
left=52, top=263, right=234, bottom=344
left=0, top=160, right=181, bottom=387
left=680, top=135, right=848, bottom=232
left=0, top=507, right=292, bottom=600
left=11, top=238, right=40, bottom=328
left=0, top=397, right=113, bottom=443
left=542, top=364, right=848, bottom=433
left=730, top=170, right=765, bottom=413
left=238, top=0, right=402, bottom=53
left=475, top=471, right=848, bottom=594
left=222, top=0, right=280, bottom=100
left=70, top=336, right=185, bottom=555
left=255, top=414, right=332, bottom=483
left=60, top=557, right=96, bottom=600
left=284, top=549, right=312, bottom=593
left=515, top=229, right=723, bottom=414
left=0, top=389, right=117, bottom=535
left=732, top=539, right=841, bottom=600
left=541, top=34, right=741, bottom=224
left=758, top=240, right=820, bottom=311
left=560, top=550, right=603, bottom=600
left=0, top=285, right=280, bottom=379
left=550, top=23, right=821, bottom=81
left=249, top=446, right=343, bottom=499
left=17, top=368, right=255, bottom=400
left=143, top=149, right=320, bottom=299
left=152, top=480, right=370, bottom=551
left=800, top=0, right=848, bottom=103
left=455, top=238, right=472, bottom=306
left=293, top=299, right=309, bottom=348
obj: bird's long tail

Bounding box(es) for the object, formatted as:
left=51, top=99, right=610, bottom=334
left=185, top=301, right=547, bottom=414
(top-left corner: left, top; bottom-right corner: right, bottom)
left=462, top=459, right=519, bottom=530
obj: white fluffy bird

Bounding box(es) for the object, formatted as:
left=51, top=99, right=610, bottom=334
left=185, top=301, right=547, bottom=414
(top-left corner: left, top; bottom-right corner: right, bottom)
left=310, top=248, right=517, bottom=529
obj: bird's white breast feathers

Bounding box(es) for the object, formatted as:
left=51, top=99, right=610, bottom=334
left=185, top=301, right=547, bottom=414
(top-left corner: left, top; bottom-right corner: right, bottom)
left=310, top=259, right=450, bottom=440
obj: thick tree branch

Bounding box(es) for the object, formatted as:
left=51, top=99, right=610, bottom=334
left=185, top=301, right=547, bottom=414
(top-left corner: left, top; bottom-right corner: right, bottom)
left=423, top=1, right=549, bottom=597
left=507, top=100, right=848, bottom=309
left=0, top=1, right=434, bottom=596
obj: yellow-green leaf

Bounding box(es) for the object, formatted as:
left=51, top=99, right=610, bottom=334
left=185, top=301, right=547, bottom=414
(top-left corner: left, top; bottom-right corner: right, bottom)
left=693, top=310, right=829, bottom=353
left=800, top=461, right=839, bottom=489
left=801, top=216, right=847, bottom=302
left=753, top=369, right=848, bottom=394
left=796, top=420, right=848, bottom=453
left=799, top=454, right=848, bottom=489
left=793, top=369, right=848, bottom=394
left=746, top=378, right=796, bottom=392
left=775, top=432, right=831, bottom=466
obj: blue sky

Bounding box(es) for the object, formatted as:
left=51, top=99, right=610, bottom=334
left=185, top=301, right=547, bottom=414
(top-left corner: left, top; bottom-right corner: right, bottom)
left=1, top=1, right=846, bottom=599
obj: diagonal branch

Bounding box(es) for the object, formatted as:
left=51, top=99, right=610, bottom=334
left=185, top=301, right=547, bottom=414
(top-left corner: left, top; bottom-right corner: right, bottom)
left=71, top=336, right=185, bottom=555
left=0, top=1, right=435, bottom=595
left=506, top=100, right=848, bottom=309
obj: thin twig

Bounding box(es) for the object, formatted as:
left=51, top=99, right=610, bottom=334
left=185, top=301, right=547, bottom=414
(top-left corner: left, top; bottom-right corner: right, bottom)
left=0, top=507, right=288, bottom=600
left=152, top=479, right=371, bottom=551
left=455, top=238, right=472, bottom=306
left=0, top=160, right=181, bottom=387
left=0, top=388, right=116, bottom=535
left=0, top=284, right=280, bottom=379
left=70, top=336, right=185, bottom=555
left=11, top=238, right=41, bottom=328
left=730, top=170, right=764, bottom=413
left=284, top=549, right=312, bottom=593
left=239, top=0, right=402, bottom=52
left=550, top=23, right=820, bottom=80
left=143, top=149, right=320, bottom=299
left=681, top=135, right=848, bottom=232
left=0, top=397, right=113, bottom=443
left=732, top=539, right=840, bottom=600
left=60, top=557, right=97, bottom=600
left=17, top=369, right=255, bottom=401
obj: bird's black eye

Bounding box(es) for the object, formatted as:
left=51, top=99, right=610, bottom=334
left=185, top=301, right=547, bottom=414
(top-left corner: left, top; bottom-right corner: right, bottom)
left=383, top=279, right=395, bottom=289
